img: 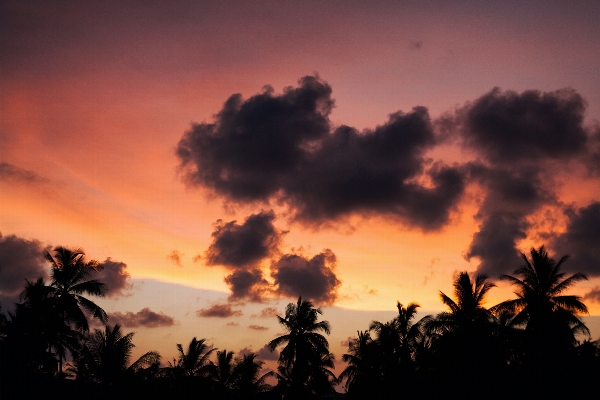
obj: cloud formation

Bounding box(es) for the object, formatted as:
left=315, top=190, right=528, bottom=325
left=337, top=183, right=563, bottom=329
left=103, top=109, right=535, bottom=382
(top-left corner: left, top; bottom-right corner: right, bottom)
left=0, top=232, right=49, bottom=308
left=552, top=202, right=600, bottom=276
left=454, top=88, right=595, bottom=276
left=167, top=250, right=184, bottom=267
left=584, top=287, right=600, bottom=303
left=0, top=162, right=48, bottom=185
left=97, top=258, right=133, bottom=297
left=271, top=249, right=341, bottom=304
left=224, top=269, right=269, bottom=302
left=256, top=344, right=279, bottom=361
left=252, top=307, right=279, bottom=319
left=248, top=324, right=269, bottom=331
left=197, top=303, right=243, bottom=318
left=205, top=211, right=282, bottom=269
left=177, top=75, right=465, bottom=230
left=108, top=307, right=175, bottom=328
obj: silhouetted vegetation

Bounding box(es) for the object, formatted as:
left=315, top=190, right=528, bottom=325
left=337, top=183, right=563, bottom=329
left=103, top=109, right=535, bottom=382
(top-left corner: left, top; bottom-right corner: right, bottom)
left=1, top=245, right=599, bottom=399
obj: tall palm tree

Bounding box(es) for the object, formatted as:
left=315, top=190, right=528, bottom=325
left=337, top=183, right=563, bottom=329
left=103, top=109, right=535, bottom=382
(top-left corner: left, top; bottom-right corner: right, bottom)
left=230, top=353, right=272, bottom=394
left=214, top=349, right=235, bottom=390
left=491, top=246, right=590, bottom=361
left=81, top=323, right=160, bottom=383
left=427, top=271, right=502, bottom=378
left=173, top=337, right=216, bottom=377
left=45, top=246, right=108, bottom=374
left=267, top=297, right=333, bottom=397
left=433, top=272, right=496, bottom=332
left=339, top=331, right=377, bottom=394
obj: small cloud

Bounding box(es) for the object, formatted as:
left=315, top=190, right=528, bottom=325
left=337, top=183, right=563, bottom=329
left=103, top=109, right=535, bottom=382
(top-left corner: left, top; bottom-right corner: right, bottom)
left=193, top=254, right=203, bottom=263
left=251, top=307, right=279, bottom=319
left=362, top=285, right=378, bottom=295
left=226, top=321, right=239, bottom=326
left=238, top=346, right=253, bottom=357
left=167, top=250, right=184, bottom=267
left=340, top=336, right=355, bottom=347
left=256, top=344, right=279, bottom=361
left=410, top=41, right=422, bottom=50
left=248, top=324, right=269, bottom=331
left=0, top=162, right=48, bottom=185
left=108, top=308, right=175, bottom=328
left=97, top=258, right=133, bottom=297
left=584, top=287, right=600, bottom=303
left=197, top=303, right=243, bottom=318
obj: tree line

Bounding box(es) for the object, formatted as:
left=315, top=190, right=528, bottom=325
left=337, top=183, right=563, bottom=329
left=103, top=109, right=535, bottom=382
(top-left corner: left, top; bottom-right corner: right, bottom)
left=1, top=246, right=599, bottom=399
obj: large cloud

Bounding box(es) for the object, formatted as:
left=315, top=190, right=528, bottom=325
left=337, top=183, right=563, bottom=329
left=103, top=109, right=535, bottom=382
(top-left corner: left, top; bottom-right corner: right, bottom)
left=205, top=210, right=282, bottom=269
left=454, top=88, right=594, bottom=276
left=460, top=88, right=588, bottom=164
left=108, top=308, right=175, bottom=328
left=224, top=269, right=269, bottom=302
left=465, top=164, right=555, bottom=275
left=177, top=76, right=466, bottom=230
left=271, top=249, right=341, bottom=305
left=97, top=258, right=133, bottom=297
left=0, top=232, right=49, bottom=309
left=552, top=202, right=600, bottom=276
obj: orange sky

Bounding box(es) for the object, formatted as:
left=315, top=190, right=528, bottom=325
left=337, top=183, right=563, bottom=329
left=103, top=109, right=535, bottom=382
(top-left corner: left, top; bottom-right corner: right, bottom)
left=2, top=0, right=600, bottom=363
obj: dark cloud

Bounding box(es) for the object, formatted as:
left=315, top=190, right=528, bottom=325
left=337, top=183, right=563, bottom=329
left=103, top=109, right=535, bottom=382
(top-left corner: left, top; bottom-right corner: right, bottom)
left=271, top=249, right=341, bottom=305
left=177, top=76, right=466, bottom=230
left=167, top=250, right=184, bottom=267
left=252, top=307, right=279, bottom=319
left=205, top=210, right=282, bottom=268
left=584, top=287, right=600, bottom=303
left=461, top=87, right=588, bottom=164
left=197, top=304, right=243, bottom=318
left=465, top=165, right=554, bottom=276
left=108, top=307, right=175, bottom=328
left=256, top=343, right=279, bottom=361
left=0, top=232, right=49, bottom=309
left=453, top=87, right=593, bottom=276
left=224, top=269, right=269, bottom=302
left=552, top=202, right=600, bottom=276
left=97, top=258, right=133, bottom=297
left=248, top=324, right=269, bottom=331
left=0, top=162, right=48, bottom=184
left=177, top=75, right=334, bottom=202
left=238, top=346, right=253, bottom=357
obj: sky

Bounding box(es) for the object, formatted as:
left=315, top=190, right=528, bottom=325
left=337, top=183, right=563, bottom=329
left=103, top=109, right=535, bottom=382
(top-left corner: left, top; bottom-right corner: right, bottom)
left=2, top=0, right=600, bottom=368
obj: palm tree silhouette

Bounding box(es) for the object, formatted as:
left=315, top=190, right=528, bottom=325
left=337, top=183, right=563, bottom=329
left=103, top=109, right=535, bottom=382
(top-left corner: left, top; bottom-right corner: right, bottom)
left=172, top=337, right=216, bottom=377
left=268, top=297, right=333, bottom=397
left=426, top=271, right=501, bottom=382
left=214, top=349, right=235, bottom=390
left=230, top=353, right=273, bottom=394
left=45, top=247, right=108, bottom=375
left=339, top=331, right=377, bottom=394
left=491, top=246, right=590, bottom=362
left=81, top=323, right=160, bottom=383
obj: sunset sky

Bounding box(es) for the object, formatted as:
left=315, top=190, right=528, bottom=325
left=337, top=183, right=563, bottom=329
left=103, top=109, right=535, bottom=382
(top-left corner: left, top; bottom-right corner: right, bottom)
left=2, top=0, right=600, bottom=368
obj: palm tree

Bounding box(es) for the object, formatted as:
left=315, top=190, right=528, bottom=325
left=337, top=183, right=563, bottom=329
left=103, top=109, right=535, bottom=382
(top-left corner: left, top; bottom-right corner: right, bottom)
left=267, top=297, right=333, bottom=397
left=46, top=247, right=108, bottom=331
left=214, top=349, right=235, bottom=390
left=339, top=331, right=377, bottom=394
left=427, top=271, right=502, bottom=379
left=230, top=353, right=273, bottom=394
left=80, top=323, right=161, bottom=383
left=433, top=272, right=496, bottom=332
left=491, top=246, right=590, bottom=362
left=173, top=337, right=216, bottom=377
